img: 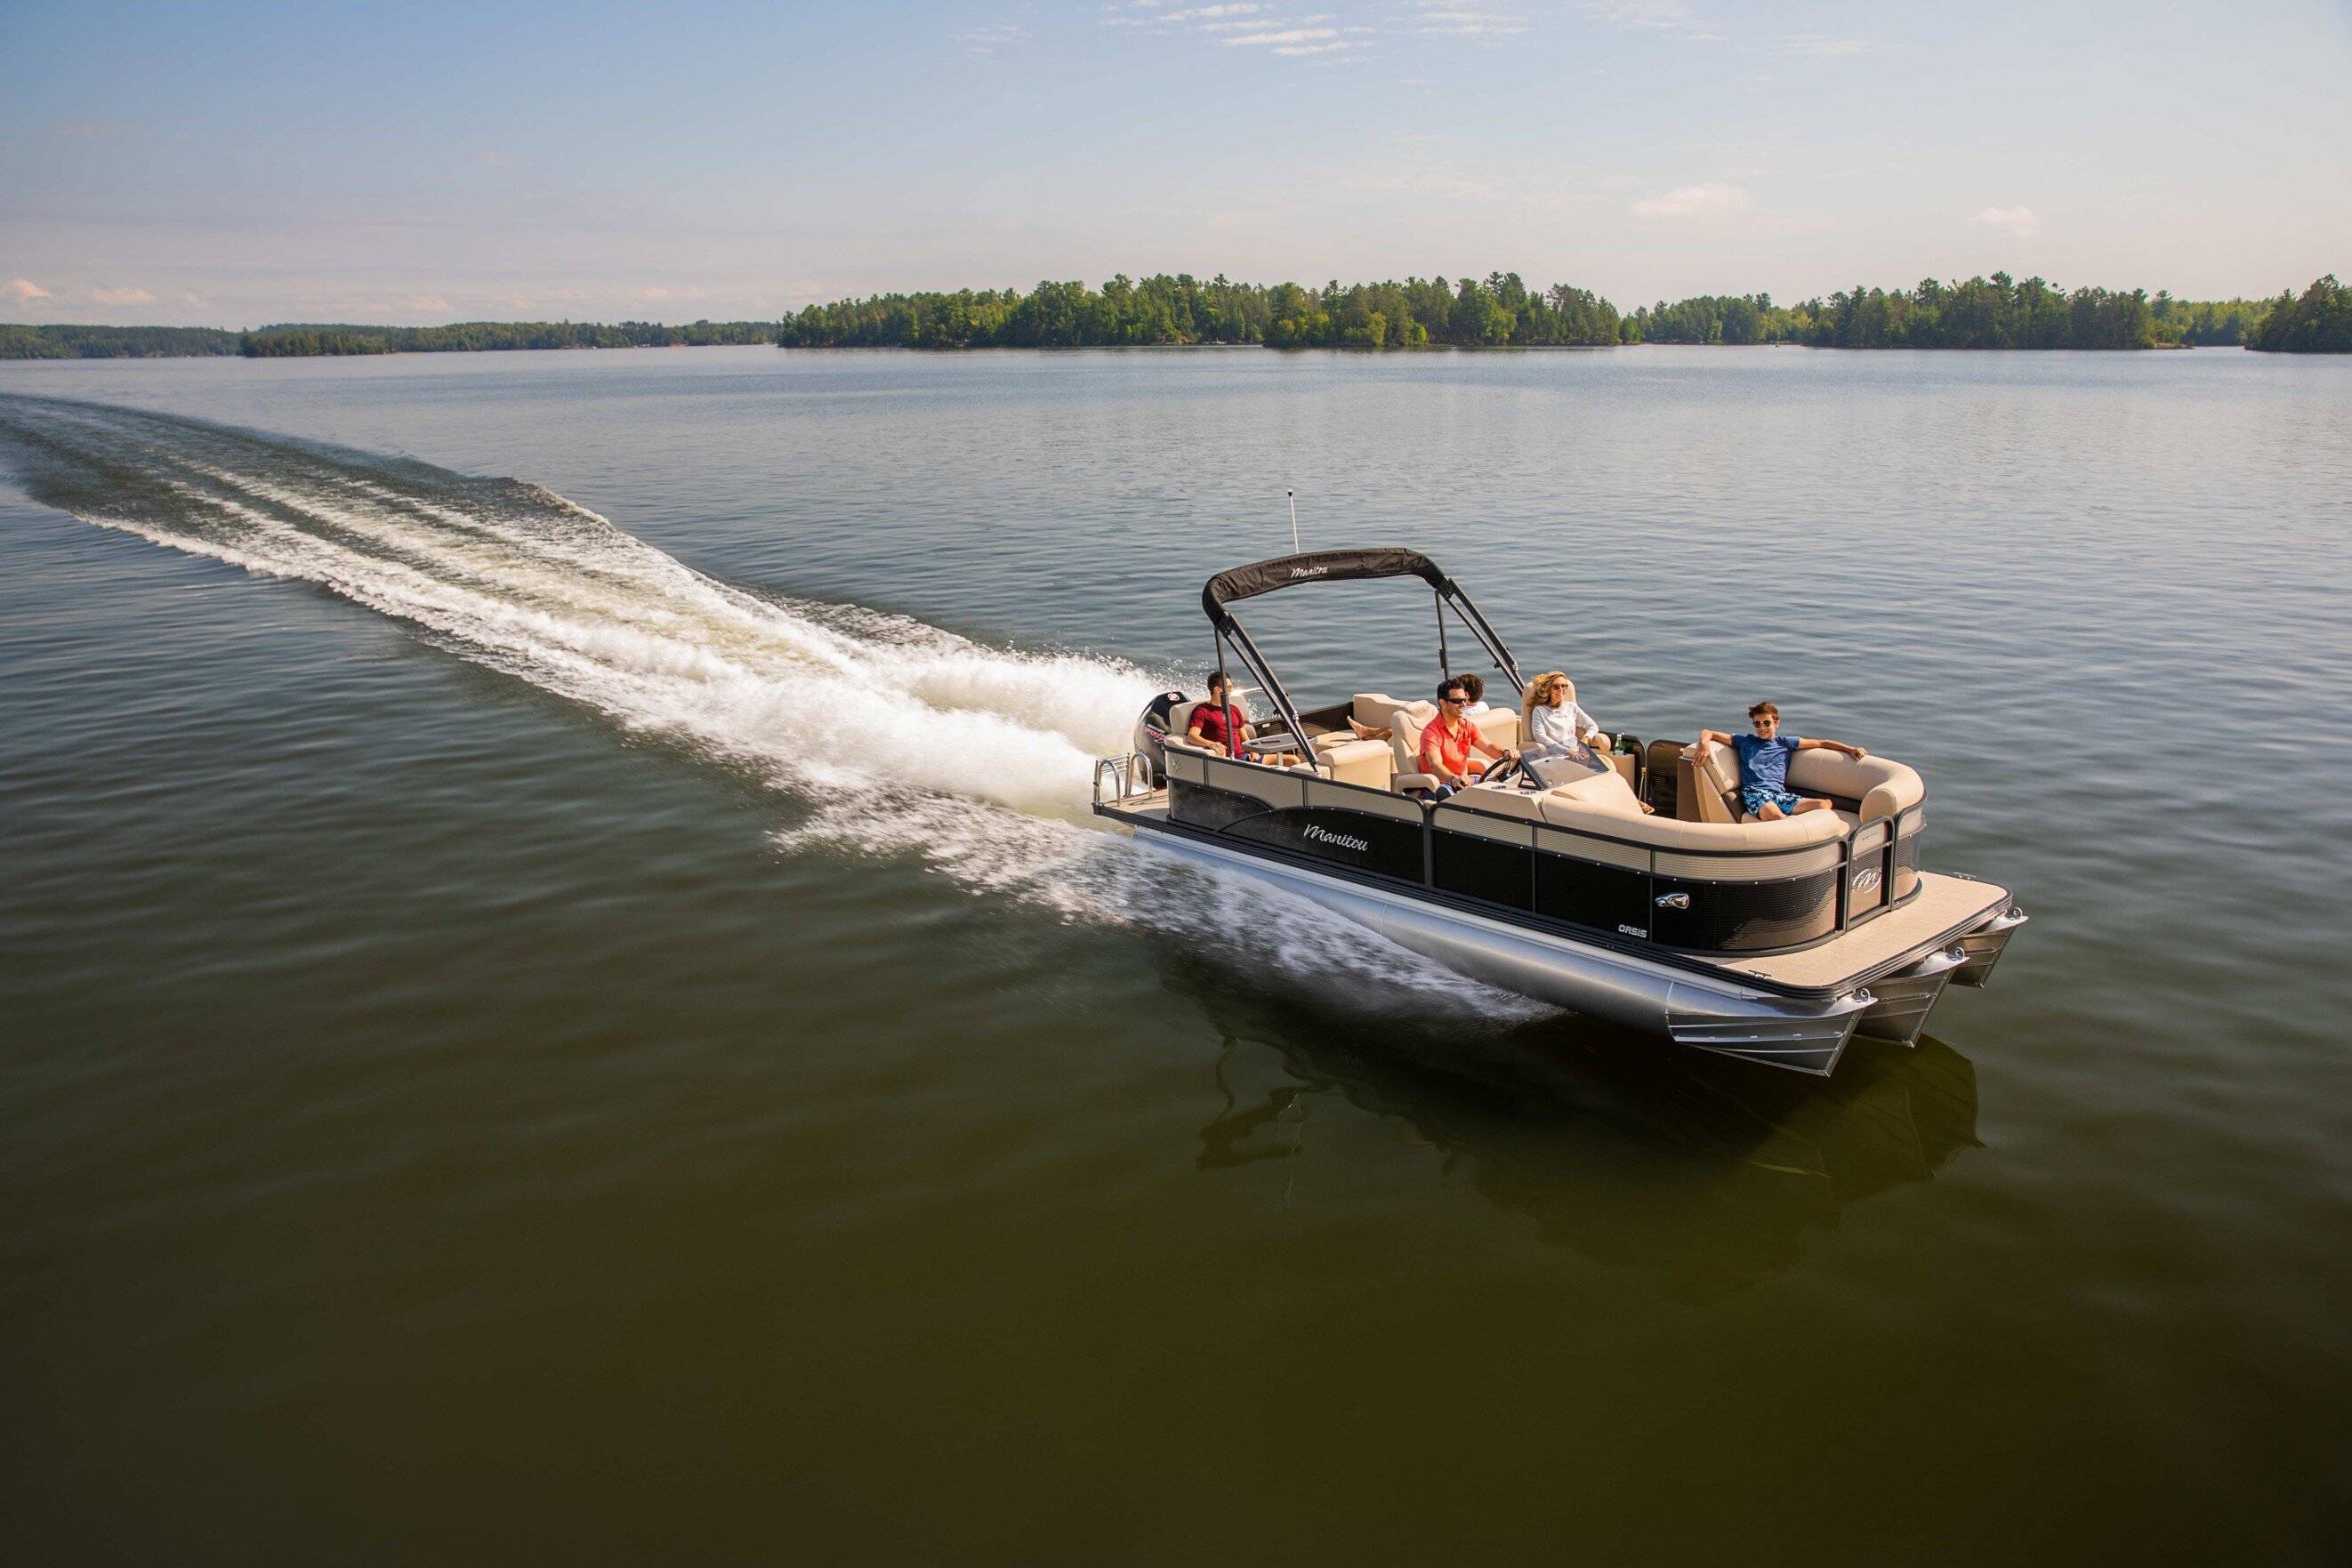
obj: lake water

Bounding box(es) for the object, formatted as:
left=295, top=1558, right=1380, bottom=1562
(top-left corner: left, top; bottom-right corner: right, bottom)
left=3, top=346, right=2348, bottom=1564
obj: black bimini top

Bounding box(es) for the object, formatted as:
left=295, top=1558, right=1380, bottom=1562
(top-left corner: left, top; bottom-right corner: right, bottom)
left=1200, top=547, right=1456, bottom=630
left=1197, top=546, right=1525, bottom=705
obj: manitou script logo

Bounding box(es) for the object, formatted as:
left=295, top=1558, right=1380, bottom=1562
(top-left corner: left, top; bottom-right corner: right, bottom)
left=1302, top=824, right=1370, bottom=852
left=1288, top=565, right=1330, bottom=579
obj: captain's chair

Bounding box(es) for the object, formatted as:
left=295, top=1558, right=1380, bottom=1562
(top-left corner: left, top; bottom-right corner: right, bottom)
left=1386, top=701, right=1442, bottom=794
left=1165, top=693, right=1317, bottom=773
left=1161, top=699, right=1207, bottom=753
left=1389, top=698, right=1523, bottom=794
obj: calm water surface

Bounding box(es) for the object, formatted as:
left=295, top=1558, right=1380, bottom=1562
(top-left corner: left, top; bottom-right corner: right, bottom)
left=3, top=347, right=2348, bottom=1564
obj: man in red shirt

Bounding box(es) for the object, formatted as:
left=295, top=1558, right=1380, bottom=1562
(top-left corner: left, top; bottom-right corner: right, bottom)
left=1186, top=671, right=1301, bottom=768
left=1417, top=678, right=1516, bottom=799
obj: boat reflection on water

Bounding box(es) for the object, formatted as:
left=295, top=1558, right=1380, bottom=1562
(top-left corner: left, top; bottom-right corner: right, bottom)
left=1177, top=958, right=1980, bottom=1300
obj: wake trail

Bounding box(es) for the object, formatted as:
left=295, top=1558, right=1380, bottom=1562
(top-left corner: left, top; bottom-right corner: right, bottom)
left=0, top=394, right=1543, bottom=1011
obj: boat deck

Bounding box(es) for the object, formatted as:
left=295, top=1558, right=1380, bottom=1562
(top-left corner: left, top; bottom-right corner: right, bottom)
left=1706, top=872, right=2008, bottom=988
left=1100, top=789, right=2009, bottom=995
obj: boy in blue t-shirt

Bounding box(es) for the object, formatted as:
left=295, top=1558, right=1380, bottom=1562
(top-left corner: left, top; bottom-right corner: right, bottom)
left=1696, top=701, right=1869, bottom=821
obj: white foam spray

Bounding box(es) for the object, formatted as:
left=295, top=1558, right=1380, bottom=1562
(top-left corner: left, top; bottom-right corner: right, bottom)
left=0, top=396, right=1546, bottom=1013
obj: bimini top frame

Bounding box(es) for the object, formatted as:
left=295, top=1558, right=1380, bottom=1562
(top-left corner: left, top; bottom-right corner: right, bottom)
left=1200, top=547, right=1526, bottom=759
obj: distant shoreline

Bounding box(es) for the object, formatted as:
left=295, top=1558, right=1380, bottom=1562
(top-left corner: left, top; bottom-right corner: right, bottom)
left=6, top=267, right=2345, bottom=363
left=0, top=334, right=2312, bottom=362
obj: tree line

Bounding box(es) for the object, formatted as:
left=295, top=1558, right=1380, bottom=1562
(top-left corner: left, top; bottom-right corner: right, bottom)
left=2249, top=274, right=2351, bottom=353
left=1621, top=274, right=2304, bottom=350
left=7, top=276, right=2346, bottom=358
left=774, top=272, right=1623, bottom=349
left=777, top=271, right=2349, bottom=352
left=0, top=324, right=243, bottom=358
left=0, top=319, right=778, bottom=358
left=238, top=319, right=777, bottom=356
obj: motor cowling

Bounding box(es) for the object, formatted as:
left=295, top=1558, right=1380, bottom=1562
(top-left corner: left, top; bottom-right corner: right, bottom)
left=1132, top=689, right=1188, bottom=787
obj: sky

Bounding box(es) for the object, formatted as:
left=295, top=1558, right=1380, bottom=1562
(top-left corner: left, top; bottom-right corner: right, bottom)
left=3, top=0, right=2348, bottom=326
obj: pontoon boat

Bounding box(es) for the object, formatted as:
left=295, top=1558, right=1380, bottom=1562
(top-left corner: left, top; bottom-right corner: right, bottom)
left=1091, top=549, right=2025, bottom=1075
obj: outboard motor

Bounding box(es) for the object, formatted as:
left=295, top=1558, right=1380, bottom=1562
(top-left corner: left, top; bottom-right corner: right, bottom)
left=1132, top=689, right=1188, bottom=788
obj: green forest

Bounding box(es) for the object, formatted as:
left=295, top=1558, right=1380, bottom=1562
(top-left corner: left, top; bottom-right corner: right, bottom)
left=0, top=324, right=244, bottom=358
left=0, top=319, right=777, bottom=359
left=2248, top=274, right=2352, bottom=353
left=236, top=319, right=777, bottom=356
left=6, top=274, right=2346, bottom=358
left=1622, top=275, right=2290, bottom=349
left=775, top=270, right=2344, bottom=351
left=774, top=272, right=1622, bottom=349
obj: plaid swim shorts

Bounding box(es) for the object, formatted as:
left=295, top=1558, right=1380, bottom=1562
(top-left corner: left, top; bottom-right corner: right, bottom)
left=1741, top=784, right=1807, bottom=816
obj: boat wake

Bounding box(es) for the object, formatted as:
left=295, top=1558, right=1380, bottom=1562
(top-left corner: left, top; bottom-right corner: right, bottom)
left=0, top=394, right=1541, bottom=1010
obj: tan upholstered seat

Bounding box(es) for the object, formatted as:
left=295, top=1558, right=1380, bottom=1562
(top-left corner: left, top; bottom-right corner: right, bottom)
left=1470, top=706, right=1520, bottom=751
left=1356, top=692, right=1517, bottom=750
left=1450, top=783, right=1547, bottom=822
left=1788, top=749, right=1924, bottom=822
left=1539, top=785, right=1849, bottom=880
left=1163, top=699, right=1207, bottom=754
left=1164, top=696, right=1314, bottom=774
left=1317, top=737, right=1393, bottom=789
left=1547, top=766, right=1646, bottom=815
left=1352, top=692, right=1414, bottom=732
left=1682, top=739, right=1745, bottom=822
left=1445, top=771, right=1638, bottom=830
left=1386, top=702, right=1441, bottom=793
left=1685, top=738, right=1924, bottom=824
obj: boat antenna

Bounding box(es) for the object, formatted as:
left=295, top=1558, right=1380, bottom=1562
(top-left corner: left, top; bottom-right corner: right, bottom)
left=1286, top=489, right=1300, bottom=554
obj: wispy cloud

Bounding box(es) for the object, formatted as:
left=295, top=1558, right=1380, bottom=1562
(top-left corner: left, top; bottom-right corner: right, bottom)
left=1402, top=9, right=1528, bottom=37
left=399, top=294, right=453, bottom=314
left=1344, top=149, right=1584, bottom=210
left=629, top=285, right=708, bottom=302
left=1217, top=26, right=1340, bottom=45
left=1631, top=181, right=1752, bottom=217
left=471, top=147, right=528, bottom=169
left=1977, top=205, right=2040, bottom=238
left=49, top=118, right=132, bottom=141
left=89, top=286, right=157, bottom=306
left=1781, top=34, right=1883, bottom=57
left=1114, top=4, right=1364, bottom=54
left=954, top=22, right=1027, bottom=53
left=1578, top=1, right=1712, bottom=35
left=4, top=277, right=54, bottom=305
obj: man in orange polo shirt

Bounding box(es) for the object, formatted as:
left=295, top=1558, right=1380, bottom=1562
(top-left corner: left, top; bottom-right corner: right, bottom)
left=1418, top=678, right=1515, bottom=799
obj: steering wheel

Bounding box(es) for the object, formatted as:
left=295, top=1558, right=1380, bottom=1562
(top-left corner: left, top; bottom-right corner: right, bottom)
left=1479, top=752, right=1526, bottom=789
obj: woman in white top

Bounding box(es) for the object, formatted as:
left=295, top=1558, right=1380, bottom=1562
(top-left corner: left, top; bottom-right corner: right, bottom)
left=1521, top=671, right=1607, bottom=760
left=1520, top=671, right=1655, bottom=809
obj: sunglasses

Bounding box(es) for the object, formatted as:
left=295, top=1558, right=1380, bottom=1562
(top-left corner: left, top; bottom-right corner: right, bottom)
left=1442, top=695, right=1469, bottom=704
